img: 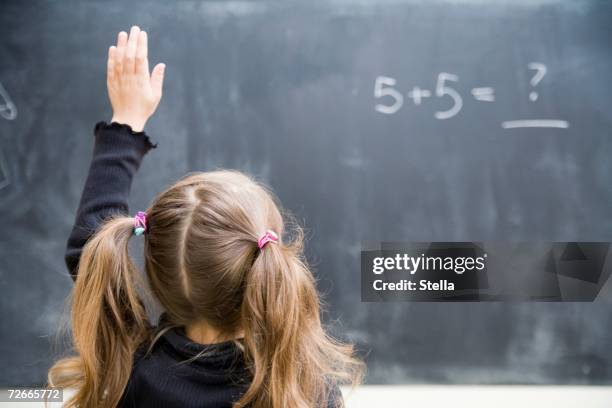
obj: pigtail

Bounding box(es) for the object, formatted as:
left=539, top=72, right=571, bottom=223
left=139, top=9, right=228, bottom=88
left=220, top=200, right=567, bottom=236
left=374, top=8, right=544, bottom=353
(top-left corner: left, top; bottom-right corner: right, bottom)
left=49, top=217, right=150, bottom=407
left=237, top=228, right=364, bottom=408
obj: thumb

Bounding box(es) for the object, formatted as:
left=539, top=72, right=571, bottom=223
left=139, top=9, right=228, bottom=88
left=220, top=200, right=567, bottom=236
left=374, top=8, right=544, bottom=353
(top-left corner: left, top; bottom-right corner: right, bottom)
left=150, top=63, right=166, bottom=97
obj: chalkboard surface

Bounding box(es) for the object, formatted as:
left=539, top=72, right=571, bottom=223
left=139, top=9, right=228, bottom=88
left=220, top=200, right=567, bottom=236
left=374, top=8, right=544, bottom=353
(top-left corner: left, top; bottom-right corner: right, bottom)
left=1, top=0, right=612, bottom=386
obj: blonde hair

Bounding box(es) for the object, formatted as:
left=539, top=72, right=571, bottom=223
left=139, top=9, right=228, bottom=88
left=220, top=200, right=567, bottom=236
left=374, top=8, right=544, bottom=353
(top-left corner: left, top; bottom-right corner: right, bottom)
left=49, top=170, right=364, bottom=407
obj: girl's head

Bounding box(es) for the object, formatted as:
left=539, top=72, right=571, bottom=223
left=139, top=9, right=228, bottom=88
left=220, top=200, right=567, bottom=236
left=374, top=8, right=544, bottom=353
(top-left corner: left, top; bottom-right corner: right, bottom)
left=49, top=170, right=363, bottom=408
left=145, top=171, right=283, bottom=332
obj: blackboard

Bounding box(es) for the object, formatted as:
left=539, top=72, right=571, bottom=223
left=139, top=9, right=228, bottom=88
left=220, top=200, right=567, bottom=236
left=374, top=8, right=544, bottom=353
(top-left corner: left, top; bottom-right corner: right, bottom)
left=1, top=0, right=612, bottom=386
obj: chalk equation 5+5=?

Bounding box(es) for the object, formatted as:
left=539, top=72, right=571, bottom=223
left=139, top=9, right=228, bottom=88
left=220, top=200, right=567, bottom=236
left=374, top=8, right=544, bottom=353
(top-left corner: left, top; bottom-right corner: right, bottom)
left=373, top=63, right=569, bottom=129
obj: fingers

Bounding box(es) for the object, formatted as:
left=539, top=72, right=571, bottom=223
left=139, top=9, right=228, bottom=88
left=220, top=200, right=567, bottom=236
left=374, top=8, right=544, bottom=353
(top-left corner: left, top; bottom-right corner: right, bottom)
left=109, top=26, right=165, bottom=103
left=107, top=46, right=116, bottom=83
left=150, top=63, right=166, bottom=98
left=114, top=31, right=128, bottom=79
left=124, top=26, right=141, bottom=75
left=135, top=30, right=149, bottom=77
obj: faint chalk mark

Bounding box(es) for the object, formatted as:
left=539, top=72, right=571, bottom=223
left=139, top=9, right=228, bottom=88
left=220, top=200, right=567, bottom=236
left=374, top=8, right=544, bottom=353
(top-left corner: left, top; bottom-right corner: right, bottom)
left=0, top=81, right=17, bottom=190
left=0, top=81, right=17, bottom=120
left=0, top=149, right=9, bottom=190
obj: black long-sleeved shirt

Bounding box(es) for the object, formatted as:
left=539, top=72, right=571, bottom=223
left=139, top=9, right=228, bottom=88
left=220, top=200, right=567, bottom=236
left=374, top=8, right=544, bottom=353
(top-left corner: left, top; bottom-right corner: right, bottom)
left=65, top=122, right=342, bottom=407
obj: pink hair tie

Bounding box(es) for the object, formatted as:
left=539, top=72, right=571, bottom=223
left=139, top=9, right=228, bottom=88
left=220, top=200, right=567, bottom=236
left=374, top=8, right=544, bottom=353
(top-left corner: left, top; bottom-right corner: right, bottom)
left=134, top=211, right=147, bottom=236
left=257, top=230, right=278, bottom=249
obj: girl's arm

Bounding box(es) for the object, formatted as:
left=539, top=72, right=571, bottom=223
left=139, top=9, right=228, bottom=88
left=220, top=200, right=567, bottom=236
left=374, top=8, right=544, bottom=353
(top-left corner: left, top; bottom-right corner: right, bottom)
left=65, top=26, right=165, bottom=278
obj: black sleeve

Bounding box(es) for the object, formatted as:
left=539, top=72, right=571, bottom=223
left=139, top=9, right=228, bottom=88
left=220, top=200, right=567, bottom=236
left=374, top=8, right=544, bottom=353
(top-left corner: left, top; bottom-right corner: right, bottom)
left=65, top=121, right=156, bottom=280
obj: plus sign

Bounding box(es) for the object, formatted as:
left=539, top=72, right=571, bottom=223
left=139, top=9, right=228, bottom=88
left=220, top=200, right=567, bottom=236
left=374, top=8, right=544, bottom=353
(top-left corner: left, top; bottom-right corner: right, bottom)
left=407, top=87, right=431, bottom=105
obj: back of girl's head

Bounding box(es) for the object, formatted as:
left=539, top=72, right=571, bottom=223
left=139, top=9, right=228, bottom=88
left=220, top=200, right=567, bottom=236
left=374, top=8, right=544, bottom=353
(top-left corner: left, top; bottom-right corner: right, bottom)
left=144, top=171, right=281, bottom=330
left=49, top=170, right=364, bottom=408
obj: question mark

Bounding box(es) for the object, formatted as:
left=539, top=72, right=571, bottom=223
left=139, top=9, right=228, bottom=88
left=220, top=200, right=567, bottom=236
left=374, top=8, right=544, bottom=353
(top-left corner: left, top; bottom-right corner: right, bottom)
left=527, top=62, right=547, bottom=102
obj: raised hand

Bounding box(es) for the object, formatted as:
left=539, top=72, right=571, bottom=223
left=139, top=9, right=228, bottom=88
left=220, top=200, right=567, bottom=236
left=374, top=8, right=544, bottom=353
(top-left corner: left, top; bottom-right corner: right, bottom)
left=107, top=26, right=165, bottom=132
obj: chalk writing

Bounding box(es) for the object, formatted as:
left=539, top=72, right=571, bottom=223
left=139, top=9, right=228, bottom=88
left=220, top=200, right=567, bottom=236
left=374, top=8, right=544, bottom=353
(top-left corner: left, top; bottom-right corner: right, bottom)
left=501, top=120, right=569, bottom=129
left=434, top=72, right=462, bottom=120
left=373, top=63, right=568, bottom=129
left=471, top=87, right=495, bottom=102
left=374, top=76, right=403, bottom=114
left=527, top=62, right=546, bottom=102
left=407, top=86, right=431, bottom=105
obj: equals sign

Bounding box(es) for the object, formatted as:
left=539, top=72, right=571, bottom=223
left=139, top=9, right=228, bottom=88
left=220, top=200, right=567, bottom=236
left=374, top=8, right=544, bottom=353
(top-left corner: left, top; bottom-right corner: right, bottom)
left=471, top=87, right=495, bottom=102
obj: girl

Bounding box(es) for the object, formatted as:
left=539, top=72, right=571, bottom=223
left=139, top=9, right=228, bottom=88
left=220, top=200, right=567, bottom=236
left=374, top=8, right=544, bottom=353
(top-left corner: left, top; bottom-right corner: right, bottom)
left=48, top=26, right=364, bottom=407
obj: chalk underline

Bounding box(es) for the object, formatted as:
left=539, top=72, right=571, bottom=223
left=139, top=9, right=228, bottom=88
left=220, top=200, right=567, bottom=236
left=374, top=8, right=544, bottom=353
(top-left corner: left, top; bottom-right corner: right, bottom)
left=501, top=120, right=569, bottom=129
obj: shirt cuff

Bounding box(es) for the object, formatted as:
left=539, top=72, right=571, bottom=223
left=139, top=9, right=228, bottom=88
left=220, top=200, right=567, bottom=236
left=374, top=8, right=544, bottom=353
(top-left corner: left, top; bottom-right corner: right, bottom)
left=94, top=121, right=157, bottom=155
